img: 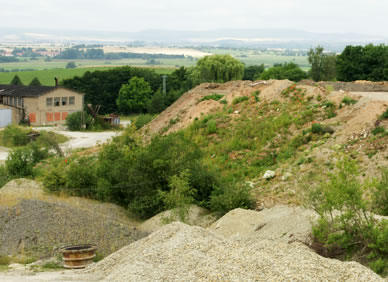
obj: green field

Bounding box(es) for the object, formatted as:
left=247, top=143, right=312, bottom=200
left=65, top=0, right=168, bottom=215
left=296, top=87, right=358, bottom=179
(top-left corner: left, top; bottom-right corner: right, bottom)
left=0, top=66, right=176, bottom=86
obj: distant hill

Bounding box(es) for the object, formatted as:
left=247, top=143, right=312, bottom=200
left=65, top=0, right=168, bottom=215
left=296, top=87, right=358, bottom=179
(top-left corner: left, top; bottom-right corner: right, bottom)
left=1, top=27, right=387, bottom=52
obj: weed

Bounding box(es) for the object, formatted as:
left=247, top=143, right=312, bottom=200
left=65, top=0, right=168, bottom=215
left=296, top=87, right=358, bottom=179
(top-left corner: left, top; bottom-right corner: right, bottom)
left=379, top=108, right=388, bottom=120
left=232, top=96, right=249, bottom=105
left=251, top=90, right=260, bottom=102
left=41, top=261, right=63, bottom=270
left=372, top=126, right=386, bottom=135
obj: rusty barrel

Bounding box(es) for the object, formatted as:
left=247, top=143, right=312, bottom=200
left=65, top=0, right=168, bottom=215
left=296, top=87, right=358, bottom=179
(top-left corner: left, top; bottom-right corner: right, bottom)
left=60, top=244, right=97, bottom=269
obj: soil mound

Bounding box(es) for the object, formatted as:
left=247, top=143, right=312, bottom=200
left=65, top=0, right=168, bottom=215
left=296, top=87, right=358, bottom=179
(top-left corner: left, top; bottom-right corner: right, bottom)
left=209, top=206, right=318, bottom=245
left=87, top=222, right=383, bottom=281
left=0, top=199, right=147, bottom=258
left=141, top=80, right=292, bottom=137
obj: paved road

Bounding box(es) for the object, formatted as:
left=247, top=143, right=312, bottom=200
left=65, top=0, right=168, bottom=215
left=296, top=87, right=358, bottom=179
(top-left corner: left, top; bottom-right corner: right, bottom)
left=0, top=130, right=119, bottom=161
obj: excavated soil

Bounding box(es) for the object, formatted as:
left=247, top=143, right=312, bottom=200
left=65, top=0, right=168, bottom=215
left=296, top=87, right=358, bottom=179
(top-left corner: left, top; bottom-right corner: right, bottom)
left=86, top=222, right=383, bottom=282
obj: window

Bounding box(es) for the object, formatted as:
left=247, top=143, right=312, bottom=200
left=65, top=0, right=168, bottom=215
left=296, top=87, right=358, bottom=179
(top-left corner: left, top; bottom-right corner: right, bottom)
left=54, top=97, right=60, bottom=107
left=69, top=96, right=75, bottom=105
left=46, top=98, right=53, bottom=106
left=17, top=97, right=21, bottom=107
left=61, top=97, right=68, bottom=106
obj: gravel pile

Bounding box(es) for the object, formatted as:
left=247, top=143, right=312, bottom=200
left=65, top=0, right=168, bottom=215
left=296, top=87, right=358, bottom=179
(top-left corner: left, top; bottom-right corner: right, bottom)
left=0, top=199, right=148, bottom=258
left=87, top=222, right=383, bottom=281
left=209, top=206, right=318, bottom=245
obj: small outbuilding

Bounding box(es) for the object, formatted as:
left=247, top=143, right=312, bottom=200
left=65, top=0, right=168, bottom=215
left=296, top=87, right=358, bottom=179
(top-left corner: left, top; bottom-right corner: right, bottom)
left=0, top=84, right=84, bottom=127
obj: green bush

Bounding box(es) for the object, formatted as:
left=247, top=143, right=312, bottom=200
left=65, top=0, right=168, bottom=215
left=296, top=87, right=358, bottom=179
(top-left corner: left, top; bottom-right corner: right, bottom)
left=200, top=94, right=224, bottom=102
left=1, top=125, right=30, bottom=146
left=232, top=96, right=249, bottom=105
left=372, top=169, right=388, bottom=216
left=0, top=165, right=9, bottom=188
left=380, top=108, right=388, bottom=120
left=6, top=147, right=35, bottom=178
left=372, top=126, right=386, bottom=135
left=135, top=114, right=154, bottom=129
left=309, top=158, right=388, bottom=276
left=206, top=120, right=217, bottom=134
left=65, top=111, right=92, bottom=131
left=342, top=96, right=357, bottom=105
left=209, top=183, right=255, bottom=216
left=311, top=123, right=334, bottom=135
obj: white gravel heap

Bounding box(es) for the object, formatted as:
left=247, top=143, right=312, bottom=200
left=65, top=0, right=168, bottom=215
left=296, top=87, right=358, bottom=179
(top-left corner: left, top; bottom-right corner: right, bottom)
left=87, top=222, right=383, bottom=282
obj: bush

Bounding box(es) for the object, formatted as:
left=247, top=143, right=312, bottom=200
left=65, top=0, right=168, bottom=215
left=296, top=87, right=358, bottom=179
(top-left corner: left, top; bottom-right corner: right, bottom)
left=209, top=183, right=255, bottom=216
left=232, top=96, right=249, bottom=105
left=0, top=165, right=9, bottom=188
left=1, top=125, right=30, bottom=146
left=372, top=126, right=386, bottom=135
left=5, top=147, right=35, bottom=178
left=309, top=158, right=388, bottom=276
left=206, top=119, right=217, bottom=134
left=200, top=94, right=224, bottom=102
left=65, top=111, right=92, bottom=131
left=380, top=108, right=388, bottom=120
left=135, top=114, right=154, bottom=129
left=342, top=96, right=357, bottom=105
left=372, top=169, right=388, bottom=216
left=311, top=123, right=334, bottom=135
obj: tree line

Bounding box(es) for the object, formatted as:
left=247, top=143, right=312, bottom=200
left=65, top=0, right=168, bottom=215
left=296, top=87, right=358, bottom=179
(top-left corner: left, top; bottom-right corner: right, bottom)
left=55, top=48, right=185, bottom=60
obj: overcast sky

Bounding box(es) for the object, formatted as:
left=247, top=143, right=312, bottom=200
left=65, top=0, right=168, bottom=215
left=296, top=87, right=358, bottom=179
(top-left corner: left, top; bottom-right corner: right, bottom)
left=1, top=0, right=387, bottom=36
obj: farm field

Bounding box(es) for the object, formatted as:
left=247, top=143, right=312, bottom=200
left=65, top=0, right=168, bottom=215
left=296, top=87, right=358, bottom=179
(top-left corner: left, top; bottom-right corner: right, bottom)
left=0, top=65, right=175, bottom=86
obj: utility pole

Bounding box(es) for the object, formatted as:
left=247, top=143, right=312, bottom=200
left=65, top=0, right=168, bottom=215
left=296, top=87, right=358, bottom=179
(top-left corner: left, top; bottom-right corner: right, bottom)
left=162, top=75, right=167, bottom=94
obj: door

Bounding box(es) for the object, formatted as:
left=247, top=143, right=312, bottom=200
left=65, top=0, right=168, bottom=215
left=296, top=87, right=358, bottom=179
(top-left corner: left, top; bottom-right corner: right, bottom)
left=0, top=109, right=12, bottom=127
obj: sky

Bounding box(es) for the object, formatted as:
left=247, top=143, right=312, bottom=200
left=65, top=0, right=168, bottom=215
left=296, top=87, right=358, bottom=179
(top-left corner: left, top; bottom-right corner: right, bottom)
left=1, top=0, right=387, bottom=36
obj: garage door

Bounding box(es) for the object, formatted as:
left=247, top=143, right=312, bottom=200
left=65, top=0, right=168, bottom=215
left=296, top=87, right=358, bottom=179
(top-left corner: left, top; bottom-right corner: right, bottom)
left=0, top=109, right=12, bottom=127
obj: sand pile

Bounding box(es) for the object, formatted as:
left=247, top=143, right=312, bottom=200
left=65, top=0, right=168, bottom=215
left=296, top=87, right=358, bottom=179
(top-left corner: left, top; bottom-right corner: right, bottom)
left=87, top=222, right=383, bottom=282
left=209, top=206, right=318, bottom=245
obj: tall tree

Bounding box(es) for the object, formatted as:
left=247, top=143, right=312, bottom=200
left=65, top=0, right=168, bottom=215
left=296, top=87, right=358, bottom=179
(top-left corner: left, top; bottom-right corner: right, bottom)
left=29, top=77, right=41, bottom=86
left=243, top=64, right=265, bottom=81
left=259, top=62, right=308, bottom=82
left=117, top=76, right=153, bottom=114
left=190, top=54, right=244, bottom=85
left=308, top=46, right=337, bottom=81
left=10, top=75, right=23, bottom=85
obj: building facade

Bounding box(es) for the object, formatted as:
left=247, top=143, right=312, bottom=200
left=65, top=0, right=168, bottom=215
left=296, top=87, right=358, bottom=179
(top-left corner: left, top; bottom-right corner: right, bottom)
left=0, top=85, right=84, bottom=126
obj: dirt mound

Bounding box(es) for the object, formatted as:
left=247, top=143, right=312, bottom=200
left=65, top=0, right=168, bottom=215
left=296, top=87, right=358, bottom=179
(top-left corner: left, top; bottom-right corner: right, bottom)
left=209, top=206, right=318, bottom=245
left=87, top=222, right=382, bottom=281
left=141, top=80, right=292, bottom=137
left=0, top=179, right=147, bottom=258
left=0, top=199, right=147, bottom=258
left=138, top=205, right=217, bottom=233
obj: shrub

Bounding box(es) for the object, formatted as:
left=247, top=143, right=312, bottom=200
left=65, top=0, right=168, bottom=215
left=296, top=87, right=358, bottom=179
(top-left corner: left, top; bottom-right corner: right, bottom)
left=5, top=147, right=35, bottom=178
left=232, top=96, right=249, bottom=105
left=372, top=126, right=386, bottom=135
left=200, top=94, right=224, bottom=102
left=372, top=169, right=388, bottom=216
left=135, top=114, right=154, bottom=129
left=311, top=123, right=334, bottom=135
left=309, top=158, right=388, bottom=276
left=380, top=108, right=388, bottom=120
left=65, top=111, right=92, bottom=131
left=0, top=166, right=9, bottom=188
left=342, top=96, right=357, bottom=105
left=209, top=183, right=255, bottom=216
left=1, top=125, right=30, bottom=146
left=159, top=170, right=195, bottom=222
left=206, top=119, right=217, bottom=134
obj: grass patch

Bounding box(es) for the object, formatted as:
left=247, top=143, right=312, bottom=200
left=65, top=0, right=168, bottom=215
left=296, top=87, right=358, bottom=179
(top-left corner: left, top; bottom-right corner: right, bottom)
left=342, top=96, right=357, bottom=105
left=232, top=96, right=249, bottom=105
left=200, top=93, right=224, bottom=102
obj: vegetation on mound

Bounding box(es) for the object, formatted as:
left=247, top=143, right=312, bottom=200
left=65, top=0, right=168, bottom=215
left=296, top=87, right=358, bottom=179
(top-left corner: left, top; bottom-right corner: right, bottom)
left=42, top=126, right=254, bottom=219
left=309, top=158, right=388, bottom=276
left=0, top=126, right=66, bottom=187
